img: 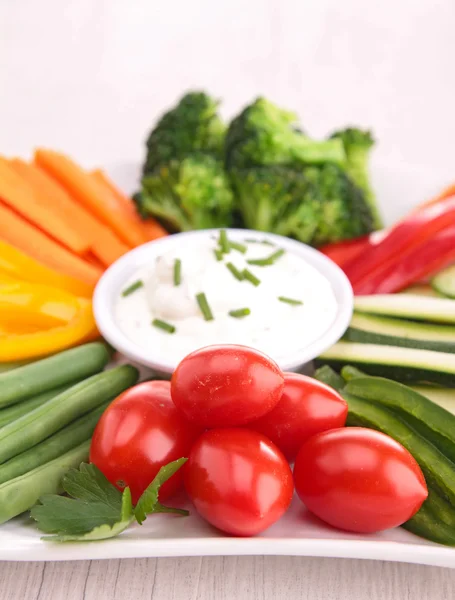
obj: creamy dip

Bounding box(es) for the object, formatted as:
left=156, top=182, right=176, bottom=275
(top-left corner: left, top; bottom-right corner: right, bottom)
left=115, top=233, right=338, bottom=366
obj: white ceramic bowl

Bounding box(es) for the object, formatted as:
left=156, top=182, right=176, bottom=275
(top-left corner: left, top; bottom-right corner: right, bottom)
left=93, top=229, right=353, bottom=374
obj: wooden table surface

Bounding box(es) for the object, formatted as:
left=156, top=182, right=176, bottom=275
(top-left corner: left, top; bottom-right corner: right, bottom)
left=0, top=557, right=454, bottom=600
left=1, top=0, right=455, bottom=598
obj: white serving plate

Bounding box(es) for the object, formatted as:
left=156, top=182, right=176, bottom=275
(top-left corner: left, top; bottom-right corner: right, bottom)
left=2, top=159, right=454, bottom=567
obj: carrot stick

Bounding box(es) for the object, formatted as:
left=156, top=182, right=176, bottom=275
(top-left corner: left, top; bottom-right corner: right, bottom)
left=0, top=158, right=89, bottom=255
left=0, top=201, right=102, bottom=285
left=91, top=169, right=168, bottom=241
left=0, top=240, right=94, bottom=298
left=18, top=159, right=130, bottom=267
left=35, top=149, right=145, bottom=247
left=415, top=183, right=455, bottom=212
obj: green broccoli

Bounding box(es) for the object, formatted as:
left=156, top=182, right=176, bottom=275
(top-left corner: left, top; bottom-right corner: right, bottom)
left=329, top=127, right=382, bottom=228
left=225, top=97, right=346, bottom=171
left=231, top=164, right=375, bottom=246
left=137, top=154, right=235, bottom=232
left=143, top=92, right=225, bottom=174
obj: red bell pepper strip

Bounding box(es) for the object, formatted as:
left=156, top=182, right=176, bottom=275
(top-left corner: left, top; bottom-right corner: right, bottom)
left=319, top=236, right=373, bottom=267
left=353, top=225, right=455, bottom=295
left=343, top=194, right=455, bottom=286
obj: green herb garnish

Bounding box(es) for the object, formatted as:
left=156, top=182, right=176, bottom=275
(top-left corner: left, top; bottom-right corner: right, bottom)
left=278, top=296, right=303, bottom=306
left=247, top=248, right=285, bottom=266
left=229, top=241, right=247, bottom=254
left=229, top=308, right=251, bottom=318
left=242, top=269, right=261, bottom=287
left=218, top=230, right=230, bottom=254
left=121, top=280, right=144, bottom=297
left=173, top=259, right=182, bottom=286
left=226, top=262, right=244, bottom=281
left=152, top=319, right=176, bottom=333
left=244, top=238, right=275, bottom=246
left=196, top=292, right=214, bottom=321
left=30, top=459, right=188, bottom=543
left=214, top=248, right=224, bottom=261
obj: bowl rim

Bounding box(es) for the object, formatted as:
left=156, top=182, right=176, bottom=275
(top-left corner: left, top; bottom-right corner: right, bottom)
left=93, top=228, right=354, bottom=374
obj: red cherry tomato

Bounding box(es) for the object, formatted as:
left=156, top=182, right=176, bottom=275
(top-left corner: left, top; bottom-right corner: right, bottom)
left=90, top=380, right=202, bottom=504
left=293, top=427, right=428, bottom=533
left=171, top=345, right=285, bottom=428
left=184, top=428, right=294, bottom=536
left=249, top=373, right=348, bottom=461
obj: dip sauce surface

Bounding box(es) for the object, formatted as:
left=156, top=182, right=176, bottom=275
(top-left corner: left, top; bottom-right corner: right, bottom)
left=115, top=235, right=338, bottom=365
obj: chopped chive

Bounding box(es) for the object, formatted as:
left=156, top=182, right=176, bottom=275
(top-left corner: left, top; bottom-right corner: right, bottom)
left=218, top=230, right=230, bottom=254
left=229, top=308, right=251, bottom=318
left=278, top=296, right=303, bottom=306
left=229, top=241, right=247, bottom=254
left=121, top=280, right=144, bottom=297
left=243, top=238, right=275, bottom=246
left=242, top=269, right=261, bottom=287
left=247, top=247, right=285, bottom=267
left=226, top=262, right=244, bottom=281
left=173, top=258, right=182, bottom=286
left=214, top=248, right=224, bottom=261
left=152, top=319, right=176, bottom=333
left=196, top=292, right=214, bottom=321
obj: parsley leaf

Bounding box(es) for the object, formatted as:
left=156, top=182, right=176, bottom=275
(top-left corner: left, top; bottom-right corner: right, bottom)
left=30, top=459, right=188, bottom=542
left=134, top=458, right=189, bottom=524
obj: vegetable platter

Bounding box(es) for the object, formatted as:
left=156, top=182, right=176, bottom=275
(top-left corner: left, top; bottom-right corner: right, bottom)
left=0, top=160, right=453, bottom=568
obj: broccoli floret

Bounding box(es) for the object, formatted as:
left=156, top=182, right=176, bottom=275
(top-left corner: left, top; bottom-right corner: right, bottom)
left=137, top=154, right=234, bottom=232
left=232, top=164, right=375, bottom=246
left=231, top=166, right=321, bottom=243
left=329, top=127, right=382, bottom=228
left=225, top=98, right=346, bottom=171
left=144, top=92, right=225, bottom=174
left=305, top=164, right=376, bottom=245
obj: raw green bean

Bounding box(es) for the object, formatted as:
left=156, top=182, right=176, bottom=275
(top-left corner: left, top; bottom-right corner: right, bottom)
left=0, top=365, right=138, bottom=464
left=0, top=342, right=110, bottom=408
left=0, top=383, right=77, bottom=428
left=0, top=440, right=90, bottom=525
left=0, top=402, right=109, bottom=485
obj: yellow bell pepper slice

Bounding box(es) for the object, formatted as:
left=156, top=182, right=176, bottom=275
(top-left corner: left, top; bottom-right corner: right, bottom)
left=0, top=240, right=94, bottom=298
left=0, top=282, right=98, bottom=361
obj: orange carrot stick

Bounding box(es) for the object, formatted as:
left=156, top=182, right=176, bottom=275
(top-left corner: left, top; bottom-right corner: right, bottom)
left=17, top=159, right=130, bottom=267
left=35, top=149, right=145, bottom=247
left=0, top=158, right=89, bottom=255
left=0, top=201, right=102, bottom=285
left=91, top=169, right=168, bottom=241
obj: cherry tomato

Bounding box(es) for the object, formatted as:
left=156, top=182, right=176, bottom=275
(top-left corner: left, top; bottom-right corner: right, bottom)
left=249, top=373, right=348, bottom=461
left=293, top=427, right=428, bottom=533
left=90, top=380, right=202, bottom=504
left=184, top=428, right=294, bottom=536
left=171, top=345, right=285, bottom=428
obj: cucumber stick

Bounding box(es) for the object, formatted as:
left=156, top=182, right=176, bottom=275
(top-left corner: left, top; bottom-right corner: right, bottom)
left=318, top=341, right=455, bottom=386
left=344, top=392, right=455, bottom=507
left=0, top=439, right=90, bottom=525
left=0, top=359, right=33, bottom=374
left=432, top=265, right=455, bottom=298
left=0, top=365, right=138, bottom=464
left=345, top=377, right=455, bottom=464
left=0, top=383, right=79, bottom=428
left=0, top=401, right=109, bottom=485
left=354, top=295, right=455, bottom=324
left=345, top=312, right=455, bottom=353
left=0, top=342, right=110, bottom=408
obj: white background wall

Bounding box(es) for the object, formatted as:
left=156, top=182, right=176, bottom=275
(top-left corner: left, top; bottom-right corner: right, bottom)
left=1, top=0, right=454, bottom=180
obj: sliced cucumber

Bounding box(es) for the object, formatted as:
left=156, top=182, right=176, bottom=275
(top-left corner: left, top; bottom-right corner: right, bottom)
left=432, top=265, right=455, bottom=299
left=317, top=341, right=455, bottom=386
left=354, top=294, right=455, bottom=324
left=400, top=284, right=441, bottom=298
left=345, top=312, right=455, bottom=353
left=411, top=386, right=455, bottom=416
